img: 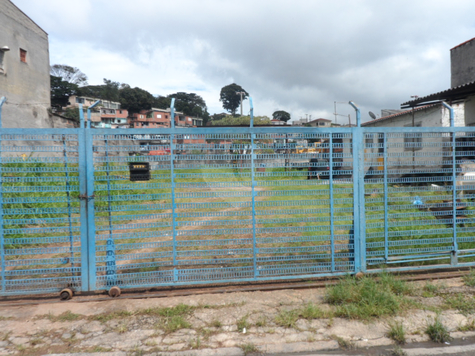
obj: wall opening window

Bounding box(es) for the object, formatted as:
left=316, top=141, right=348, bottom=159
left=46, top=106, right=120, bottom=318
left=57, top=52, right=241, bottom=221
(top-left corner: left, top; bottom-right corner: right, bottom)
left=20, top=48, right=27, bottom=63
left=0, top=51, right=5, bottom=73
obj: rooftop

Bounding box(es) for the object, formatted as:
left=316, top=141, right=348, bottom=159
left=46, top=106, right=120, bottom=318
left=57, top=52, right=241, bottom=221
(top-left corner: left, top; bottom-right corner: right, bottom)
left=362, top=104, right=439, bottom=126
left=401, top=81, right=475, bottom=108
left=451, top=37, right=475, bottom=51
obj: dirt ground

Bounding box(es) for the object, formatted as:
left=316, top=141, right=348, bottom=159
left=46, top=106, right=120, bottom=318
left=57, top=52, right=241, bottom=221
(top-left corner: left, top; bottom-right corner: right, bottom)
left=1, top=277, right=475, bottom=356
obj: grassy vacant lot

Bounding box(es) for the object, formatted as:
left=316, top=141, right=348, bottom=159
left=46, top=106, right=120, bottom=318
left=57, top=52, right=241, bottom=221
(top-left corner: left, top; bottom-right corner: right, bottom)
left=1, top=149, right=474, bottom=292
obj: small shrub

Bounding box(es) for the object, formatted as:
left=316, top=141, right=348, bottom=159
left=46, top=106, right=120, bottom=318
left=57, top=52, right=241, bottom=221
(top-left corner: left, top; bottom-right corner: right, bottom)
left=255, top=316, right=267, bottom=327
left=332, top=335, right=355, bottom=350
left=444, top=293, right=475, bottom=315
left=387, top=321, right=406, bottom=345
left=239, top=342, right=259, bottom=355
left=390, top=345, right=407, bottom=356
left=274, top=309, right=299, bottom=328
left=463, top=269, right=475, bottom=287
left=209, top=319, right=222, bottom=328
left=458, top=319, right=475, bottom=332
left=464, top=269, right=475, bottom=287
left=422, top=282, right=440, bottom=297
left=300, top=303, right=325, bottom=320
left=161, top=315, right=191, bottom=333
left=237, top=316, right=249, bottom=332
left=426, top=316, right=452, bottom=343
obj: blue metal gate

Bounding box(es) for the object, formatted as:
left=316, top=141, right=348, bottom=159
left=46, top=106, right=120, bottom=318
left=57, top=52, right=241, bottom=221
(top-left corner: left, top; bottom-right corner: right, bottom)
left=1, top=100, right=475, bottom=296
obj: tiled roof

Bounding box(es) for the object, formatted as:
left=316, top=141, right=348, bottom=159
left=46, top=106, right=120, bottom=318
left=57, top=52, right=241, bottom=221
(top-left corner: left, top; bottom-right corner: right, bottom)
left=362, top=104, right=439, bottom=126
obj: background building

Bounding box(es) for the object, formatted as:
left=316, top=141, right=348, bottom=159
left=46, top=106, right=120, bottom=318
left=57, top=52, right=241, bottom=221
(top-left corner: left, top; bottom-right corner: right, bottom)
left=0, top=0, right=51, bottom=128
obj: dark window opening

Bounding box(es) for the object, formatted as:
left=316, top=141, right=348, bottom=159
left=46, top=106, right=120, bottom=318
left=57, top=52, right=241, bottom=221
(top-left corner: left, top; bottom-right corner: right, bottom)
left=20, top=49, right=27, bottom=63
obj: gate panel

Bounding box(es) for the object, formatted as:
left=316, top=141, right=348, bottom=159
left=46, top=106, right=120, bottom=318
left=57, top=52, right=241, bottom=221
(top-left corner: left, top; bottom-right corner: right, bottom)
left=0, top=129, right=86, bottom=296
left=363, top=129, right=475, bottom=270
left=87, top=129, right=358, bottom=291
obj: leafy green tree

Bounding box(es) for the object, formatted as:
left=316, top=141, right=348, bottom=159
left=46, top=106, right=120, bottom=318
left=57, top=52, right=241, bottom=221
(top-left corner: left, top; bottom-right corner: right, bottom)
left=168, top=92, right=208, bottom=117
left=50, top=64, right=88, bottom=86
left=101, top=78, right=121, bottom=102
left=272, top=110, right=291, bottom=123
left=219, top=83, right=248, bottom=115
left=50, top=75, right=78, bottom=108
left=63, top=107, right=82, bottom=122
left=119, top=86, right=155, bottom=114
left=153, top=95, right=171, bottom=109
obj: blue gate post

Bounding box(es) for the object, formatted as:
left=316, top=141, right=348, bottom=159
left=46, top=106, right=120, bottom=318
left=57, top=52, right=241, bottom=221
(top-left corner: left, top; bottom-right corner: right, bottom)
left=443, top=102, right=458, bottom=266
left=349, top=101, right=366, bottom=273
left=62, top=135, right=75, bottom=278
left=169, top=98, right=178, bottom=280
left=383, top=132, right=389, bottom=263
left=104, top=138, right=117, bottom=287
left=77, top=104, right=91, bottom=291
left=329, top=134, right=335, bottom=272
left=85, top=100, right=100, bottom=291
left=0, top=96, right=6, bottom=293
left=249, top=98, right=258, bottom=278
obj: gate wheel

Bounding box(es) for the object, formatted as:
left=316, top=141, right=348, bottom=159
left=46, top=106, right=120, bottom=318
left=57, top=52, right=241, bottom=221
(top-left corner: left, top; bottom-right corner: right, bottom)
left=108, top=286, right=121, bottom=298
left=59, top=288, right=73, bottom=300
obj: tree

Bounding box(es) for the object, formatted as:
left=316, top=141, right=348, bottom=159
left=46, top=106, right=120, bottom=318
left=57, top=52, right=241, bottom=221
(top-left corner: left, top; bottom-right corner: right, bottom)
left=168, top=92, right=207, bottom=116
left=219, top=83, right=248, bottom=115
left=50, top=64, right=88, bottom=86
left=119, top=86, right=155, bottom=114
left=50, top=75, right=78, bottom=108
left=153, top=95, right=171, bottom=109
left=272, top=110, right=291, bottom=123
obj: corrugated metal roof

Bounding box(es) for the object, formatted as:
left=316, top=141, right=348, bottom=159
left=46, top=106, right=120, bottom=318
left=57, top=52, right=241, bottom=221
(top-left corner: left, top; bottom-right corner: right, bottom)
left=401, top=80, right=475, bottom=108
left=362, top=104, right=439, bottom=126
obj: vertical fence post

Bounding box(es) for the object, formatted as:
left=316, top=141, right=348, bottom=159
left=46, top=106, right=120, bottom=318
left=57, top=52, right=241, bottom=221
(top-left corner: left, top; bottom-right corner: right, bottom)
left=62, top=136, right=75, bottom=277
left=85, top=99, right=101, bottom=290
left=85, top=124, right=97, bottom=291
left=349, top=101, right=366, bottom=273
left=77, top=110, right=90, bottom=291
left=169, top=99, right=178, bottom=279
left=104, top=138, right=117, bottom=287
left=249, top=98, right=258, bottom=278
left=0, top=96, right=6, bottom=293
left=442, top=102, right=458, bottom=266
left=329, top=134, right=335, bottom=272
left=383, top=132, right=389, bottom=263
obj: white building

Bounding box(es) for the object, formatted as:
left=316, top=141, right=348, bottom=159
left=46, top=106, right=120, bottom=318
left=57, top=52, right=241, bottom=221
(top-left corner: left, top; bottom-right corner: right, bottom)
left=0, top=0, right=51, bottom=128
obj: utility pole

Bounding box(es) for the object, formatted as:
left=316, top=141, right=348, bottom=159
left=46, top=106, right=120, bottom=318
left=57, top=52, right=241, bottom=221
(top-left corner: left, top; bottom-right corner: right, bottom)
left=236, top=92, right=246, bottom=116
left=334, top=101, right=347, bottom=125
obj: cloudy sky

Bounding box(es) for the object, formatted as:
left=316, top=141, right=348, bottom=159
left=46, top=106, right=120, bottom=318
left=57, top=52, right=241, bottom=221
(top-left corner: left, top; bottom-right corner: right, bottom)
left=11, top=0, right=475, bottom=123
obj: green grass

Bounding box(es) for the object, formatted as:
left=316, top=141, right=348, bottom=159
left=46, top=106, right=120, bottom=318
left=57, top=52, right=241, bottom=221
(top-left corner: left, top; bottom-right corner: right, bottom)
left=422, top=282, right=441, bottom=297
left=444, top=293, right=475, bottom=315
left=464, top=269, right=475, bottom=287
left=426, top=316, right=452, bottom=343
left=274, top=309, right=299, bottom=328
left=325, top=273, right=411, bottom=320
left=237, top=316, right=249, bottom=332
left=239, top=342, right=260, bottom=355
left=387, top=321, right=406, bottom=345
left=300, top=302, right=326, bottom=320
left=458, top=319, right=475, bottom=332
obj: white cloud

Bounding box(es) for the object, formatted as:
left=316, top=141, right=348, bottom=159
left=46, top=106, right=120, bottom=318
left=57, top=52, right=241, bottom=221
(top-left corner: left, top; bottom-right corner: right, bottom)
left=11, top=0, right=475, bottom=121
